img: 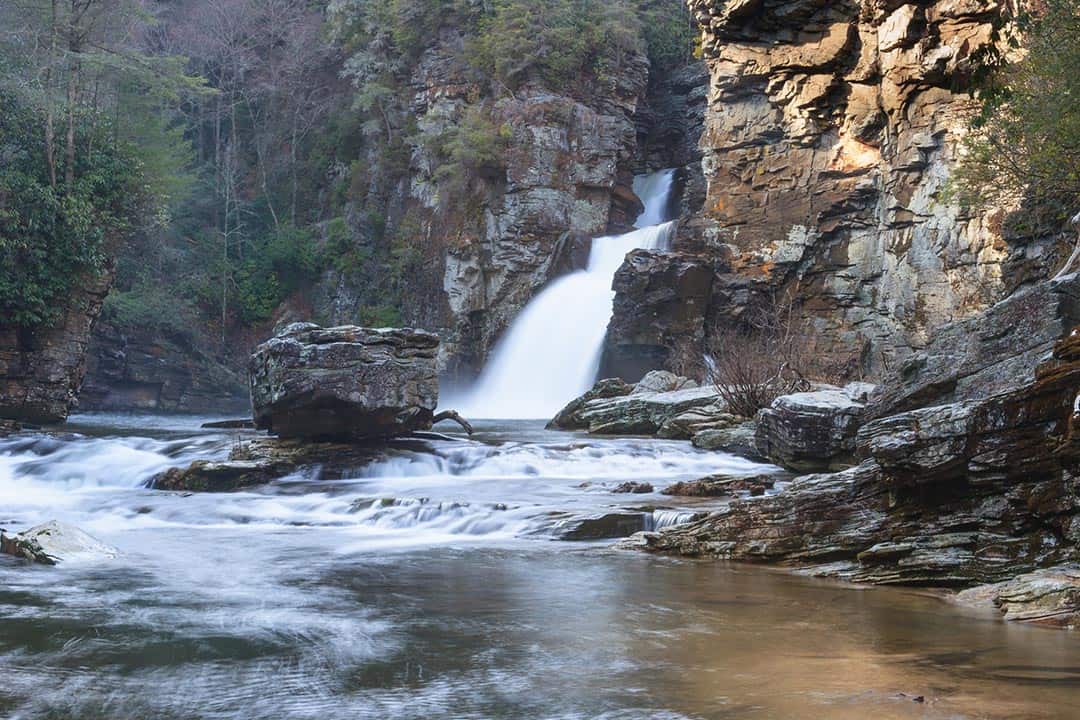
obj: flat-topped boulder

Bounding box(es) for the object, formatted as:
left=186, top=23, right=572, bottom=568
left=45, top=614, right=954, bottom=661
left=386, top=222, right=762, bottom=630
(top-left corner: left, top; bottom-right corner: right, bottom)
left=754, top=384, right=871, bottom=472
left=250, top=322, right=439, bottom=441
left=549, top=379, right=722, bottom=435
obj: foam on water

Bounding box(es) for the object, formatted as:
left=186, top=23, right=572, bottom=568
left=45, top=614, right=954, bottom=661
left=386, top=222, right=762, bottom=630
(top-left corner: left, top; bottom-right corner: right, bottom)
left=0, top=423, right=775, bottom=551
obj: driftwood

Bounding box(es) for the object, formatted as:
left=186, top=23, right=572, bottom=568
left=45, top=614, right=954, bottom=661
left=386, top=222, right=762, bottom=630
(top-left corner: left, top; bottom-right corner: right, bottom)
left=1053, top=211, right=1080, bottom=279
left=432, top=410, right=474, bottom=435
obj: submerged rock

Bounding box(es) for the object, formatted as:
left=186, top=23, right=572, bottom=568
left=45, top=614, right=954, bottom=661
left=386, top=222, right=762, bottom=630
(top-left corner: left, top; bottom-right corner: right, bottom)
left=249, top=322, right=440, bottom=441
left=1, top=521, right=118, bottom=565
left=149, top=437, right=395, bottom=492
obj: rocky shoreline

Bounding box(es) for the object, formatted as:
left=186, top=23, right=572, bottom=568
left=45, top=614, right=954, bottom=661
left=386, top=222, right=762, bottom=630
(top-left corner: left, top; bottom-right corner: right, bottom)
left=610, top=274, right=1080, bottom=628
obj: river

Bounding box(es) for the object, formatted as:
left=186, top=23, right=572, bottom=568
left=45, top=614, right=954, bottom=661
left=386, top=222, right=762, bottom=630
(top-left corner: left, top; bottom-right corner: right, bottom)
left=2, top=414, right=1079, bottom=719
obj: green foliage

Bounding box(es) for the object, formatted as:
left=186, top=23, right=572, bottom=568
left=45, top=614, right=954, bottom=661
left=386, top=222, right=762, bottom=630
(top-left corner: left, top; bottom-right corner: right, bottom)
left=640, top=0, right=698, bottom=74
left=102, top=282, right=200, bottom=341
left=357, top=304, right=402, bottom=327
left=419, top=105, right=512, bottom=202
left=233, top=225, right=320, bottom=323
left=0, top=92, right=146, bottom=327
left=465, top=0, right=644, bottom=91
left=953, top=0, right=1080, bottom=232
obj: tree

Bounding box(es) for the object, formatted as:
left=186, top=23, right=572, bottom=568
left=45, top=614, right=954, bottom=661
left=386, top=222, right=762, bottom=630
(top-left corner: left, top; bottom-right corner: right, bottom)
left=954, top=0, right=1080, bottom=247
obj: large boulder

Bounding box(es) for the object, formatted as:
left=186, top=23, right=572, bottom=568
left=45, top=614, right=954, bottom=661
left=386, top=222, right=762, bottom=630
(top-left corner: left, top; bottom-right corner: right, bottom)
left=249, top=323, right=439, bottom=441
left=754, top=385, right=870, bottom=472
left=548, top=375, right=722, bottom=435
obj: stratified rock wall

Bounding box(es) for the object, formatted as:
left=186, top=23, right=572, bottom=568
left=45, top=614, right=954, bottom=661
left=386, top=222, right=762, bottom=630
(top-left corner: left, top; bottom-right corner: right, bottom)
left=0, top=272, right=112, bottom=424
left=313, top=29, right=652, bottom=382
left=81, top=322, right=248, bottom=414
left=675, top=0, right=1049, bottom=371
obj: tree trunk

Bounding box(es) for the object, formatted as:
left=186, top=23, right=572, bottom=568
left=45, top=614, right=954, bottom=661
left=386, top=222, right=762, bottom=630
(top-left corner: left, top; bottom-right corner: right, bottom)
left=44, top=0, right=59, bottom=188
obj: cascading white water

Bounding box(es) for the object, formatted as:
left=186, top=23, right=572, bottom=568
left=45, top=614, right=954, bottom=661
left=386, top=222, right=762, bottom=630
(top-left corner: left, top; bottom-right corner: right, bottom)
left=455, top=169, right=678, bottom=419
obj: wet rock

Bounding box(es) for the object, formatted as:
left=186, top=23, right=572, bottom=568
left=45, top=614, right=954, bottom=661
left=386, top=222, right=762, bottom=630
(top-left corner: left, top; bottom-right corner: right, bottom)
left=249, top=323, right=439, bottom=441
left=554, top=512, right=649, bottom=540
left=152, top=460, right=280, bottom=493
left=657, top=403, right=738, bottom=440
left=957, top=567, right=1080, bottom=628
left=547, top=378, right=633, bottom=430
left=549, top=376, right=722, bottom=436
left=149, top=437, right=395, bottom=492
left=612, top=481, right=654, bottom=494
left=0, top=419, right=21, bottom=437
left=691, top=421, right=761, bottom=459
left=1, top=521, right=118, bottom=565
left=754, top=386, right=869, bottom=472
left=663, top=473, right=780, bottom=498
left=201, top=419, right=256, bottom=429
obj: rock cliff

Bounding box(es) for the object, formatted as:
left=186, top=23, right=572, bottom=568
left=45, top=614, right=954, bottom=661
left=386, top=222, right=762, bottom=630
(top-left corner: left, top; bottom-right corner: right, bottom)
left=312, top=30, right=652, bottom=383
left=0, top=272, right=111, bottom=424
left=611, top=0, right=1066, bottom=379
left=81, top=321, right=248, bottom=414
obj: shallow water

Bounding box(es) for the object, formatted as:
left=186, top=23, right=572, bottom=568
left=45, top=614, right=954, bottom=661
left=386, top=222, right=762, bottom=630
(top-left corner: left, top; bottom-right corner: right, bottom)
left=1, top=415, right=1078, bottom=719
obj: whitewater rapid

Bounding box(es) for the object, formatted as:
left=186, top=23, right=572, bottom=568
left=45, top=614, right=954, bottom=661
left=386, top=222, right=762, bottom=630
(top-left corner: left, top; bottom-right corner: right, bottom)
left=0, top=414, right=774, bottom=554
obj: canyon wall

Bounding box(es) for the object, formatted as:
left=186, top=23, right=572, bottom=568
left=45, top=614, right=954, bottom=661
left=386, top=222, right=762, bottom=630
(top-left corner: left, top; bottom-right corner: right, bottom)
left=0, top=273, right=112, bottom=424
left=312, top=29, right=651, bottom=384
left=608, top=0, right=1064, bottom=377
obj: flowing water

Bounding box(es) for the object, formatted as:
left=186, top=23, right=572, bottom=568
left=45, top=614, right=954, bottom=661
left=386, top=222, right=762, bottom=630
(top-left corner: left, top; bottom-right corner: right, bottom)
left=454, top=170, right=678, bottom=419
left=2, top=414, right=1080, bottom=719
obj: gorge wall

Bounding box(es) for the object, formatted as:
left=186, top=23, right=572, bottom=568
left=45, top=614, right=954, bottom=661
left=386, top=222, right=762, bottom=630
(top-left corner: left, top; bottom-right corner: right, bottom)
left=0, top=273, right=112, bottom=424
left=310, top=28, right=652, bottom=386
left=606, top=0, right=1066, bottom=378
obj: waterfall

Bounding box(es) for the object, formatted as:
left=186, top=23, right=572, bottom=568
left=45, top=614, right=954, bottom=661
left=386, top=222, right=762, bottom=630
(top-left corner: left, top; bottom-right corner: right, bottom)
left=454, top=169, right=677, bottom=419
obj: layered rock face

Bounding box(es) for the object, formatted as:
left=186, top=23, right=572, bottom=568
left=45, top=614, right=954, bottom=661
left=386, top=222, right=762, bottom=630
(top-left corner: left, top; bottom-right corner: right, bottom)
left=249, top=323, right=439, bottom=441
left=641, top=274, right=1080, bottom=620
left=314, top=31, right=652, bottom=381
left=81, top=322, right=248, bottom=414
left=617, top=0, right=1057, bottom=379
left=0, top=273, right=111, bottom=424
left=601, top=248, right=715, bottom=380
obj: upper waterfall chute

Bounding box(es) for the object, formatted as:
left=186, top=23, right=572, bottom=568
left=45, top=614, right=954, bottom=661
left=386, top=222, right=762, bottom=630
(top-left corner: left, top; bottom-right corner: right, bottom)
left=452, top=169, right=678, bottom=419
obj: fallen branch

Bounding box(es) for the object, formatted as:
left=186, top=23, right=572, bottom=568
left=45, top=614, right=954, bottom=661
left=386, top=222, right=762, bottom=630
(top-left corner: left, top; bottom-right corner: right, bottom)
left=432, top=410, right=475, bottom=435
left=1053, top=210, right=1080, bottom=279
